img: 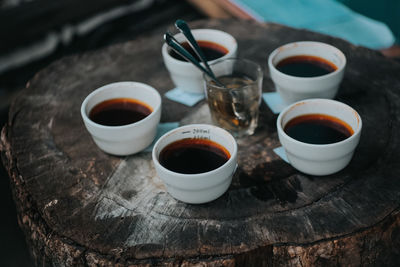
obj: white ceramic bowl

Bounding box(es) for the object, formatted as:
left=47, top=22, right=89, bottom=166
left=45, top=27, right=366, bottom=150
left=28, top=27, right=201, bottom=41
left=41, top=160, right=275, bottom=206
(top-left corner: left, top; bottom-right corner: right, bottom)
left=277, top=99, right=362, bottom=176
left=268, top=41, right=346, bottom=105
left=152, top=124, right=238, bottom=204
left=162, top=29, right=238, bottom=94
left=81, top=82, right=161, bottom=156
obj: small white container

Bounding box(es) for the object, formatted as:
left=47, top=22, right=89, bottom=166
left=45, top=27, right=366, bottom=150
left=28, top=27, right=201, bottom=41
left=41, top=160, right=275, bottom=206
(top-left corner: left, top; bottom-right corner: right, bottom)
left=81, top=82, right=161, bottom=156
left=277, top=99, right=362, bottom=176
left=152, top=124, right=237, bottom=204
left=162, top=29, right=238, bottom=94
left=268, top=41, right=346, bottom=105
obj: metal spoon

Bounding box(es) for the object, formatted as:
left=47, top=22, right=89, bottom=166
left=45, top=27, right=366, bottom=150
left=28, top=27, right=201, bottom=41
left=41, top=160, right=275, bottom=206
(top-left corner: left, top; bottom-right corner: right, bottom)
left=166, top=28, right=249, bottom=124
left=165, top=31, right=249, bottom=122
left=174, top=19, right=215, bottom=76
left=164, top=32, right=224, bottom=87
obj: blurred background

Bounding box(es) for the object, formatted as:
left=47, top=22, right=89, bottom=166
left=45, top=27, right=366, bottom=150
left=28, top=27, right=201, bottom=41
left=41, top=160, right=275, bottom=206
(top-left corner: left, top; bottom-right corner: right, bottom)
left=0, top=0, right=398, bottom=265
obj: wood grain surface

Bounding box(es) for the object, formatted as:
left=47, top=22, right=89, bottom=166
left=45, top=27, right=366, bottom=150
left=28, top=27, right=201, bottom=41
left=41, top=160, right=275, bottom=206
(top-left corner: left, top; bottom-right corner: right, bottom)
left=1, top=19, right=400, bottom=266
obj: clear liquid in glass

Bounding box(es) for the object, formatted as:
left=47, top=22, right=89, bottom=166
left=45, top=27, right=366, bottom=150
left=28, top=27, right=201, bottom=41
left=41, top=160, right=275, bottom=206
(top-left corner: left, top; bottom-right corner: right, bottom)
left=206, top=75, right=261, bottom=137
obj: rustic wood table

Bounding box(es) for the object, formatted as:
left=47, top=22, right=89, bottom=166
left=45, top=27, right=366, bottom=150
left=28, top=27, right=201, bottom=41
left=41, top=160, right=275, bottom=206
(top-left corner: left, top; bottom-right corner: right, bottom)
left=1, top=19, right=400, bottom=266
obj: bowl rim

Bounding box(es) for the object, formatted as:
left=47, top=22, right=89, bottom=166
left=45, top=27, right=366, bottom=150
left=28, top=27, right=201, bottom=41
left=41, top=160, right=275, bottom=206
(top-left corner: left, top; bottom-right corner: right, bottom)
left=277, top=98, right=362, bottom=148
left=161, top=28, right=238, bottom=67
left=81, top=81, right=162, bottom=130
left=268, top=41, right=347, bottom=81
left=152, top=124, right=238, bottom=179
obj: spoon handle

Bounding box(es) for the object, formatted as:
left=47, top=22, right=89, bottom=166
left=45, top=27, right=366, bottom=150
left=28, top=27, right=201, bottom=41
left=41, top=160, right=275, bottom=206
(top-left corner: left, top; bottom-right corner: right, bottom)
left=164, top=32, right=224, bottom=87
left=175, top=19, right=213, bottom=74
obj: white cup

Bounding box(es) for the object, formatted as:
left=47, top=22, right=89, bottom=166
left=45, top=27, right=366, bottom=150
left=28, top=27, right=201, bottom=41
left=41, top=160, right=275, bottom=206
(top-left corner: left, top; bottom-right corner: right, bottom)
left=152, top=124, right=238, bottom=204
left=162, top=29, right=238, bottom=94
left=81, top=82, right=161, bottom=156
left=277, top=99, right=362, bottom=176
left=268, top=41, right=346, bottom=105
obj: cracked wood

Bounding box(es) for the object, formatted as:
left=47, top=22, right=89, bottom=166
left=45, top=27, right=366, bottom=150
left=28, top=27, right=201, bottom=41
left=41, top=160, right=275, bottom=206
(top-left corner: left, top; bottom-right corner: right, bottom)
left=1, top=19, right=400, bottom=266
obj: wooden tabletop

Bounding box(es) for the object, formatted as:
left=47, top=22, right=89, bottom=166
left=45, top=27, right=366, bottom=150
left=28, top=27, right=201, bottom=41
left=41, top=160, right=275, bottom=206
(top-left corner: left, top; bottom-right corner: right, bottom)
left=1, top=19, right=400, bottom=266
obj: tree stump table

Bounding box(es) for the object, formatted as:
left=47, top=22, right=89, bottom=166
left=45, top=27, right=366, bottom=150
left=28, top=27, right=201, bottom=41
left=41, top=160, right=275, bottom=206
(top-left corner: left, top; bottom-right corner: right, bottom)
left=1, top=19, right=400, bottom=266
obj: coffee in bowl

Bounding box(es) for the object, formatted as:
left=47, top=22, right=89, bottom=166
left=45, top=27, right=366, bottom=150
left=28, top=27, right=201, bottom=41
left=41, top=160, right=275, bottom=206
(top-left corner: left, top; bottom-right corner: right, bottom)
left=159, top=138, right=230, bottom=174
left=162, top=29, right=238, bottom=94
left=81, top=82, right=161, bottom=156
left=276, top=55, right=338, bottom=77
left=277, top=99, right=362, bottom=176
left=284, top=113, right=353, bottom=145
left=169, top=40, right=229, bottom=62
left=152, top=124, right=237, bottom=204
left=89, top=98, right=152, bottom=126
left=268, top=41, right=346, bottom=105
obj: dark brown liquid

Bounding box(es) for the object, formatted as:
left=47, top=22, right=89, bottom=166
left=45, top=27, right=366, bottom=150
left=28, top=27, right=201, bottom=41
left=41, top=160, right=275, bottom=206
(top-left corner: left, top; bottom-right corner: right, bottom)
left=284, top=114, right=353, bottom=144
left=169, top=40, right=228, bottom=61
left=89, top=98, right=152, bottom=126
left=159, top=138, right=230, bottom=174
left=276, top=55, right=337, bottom=77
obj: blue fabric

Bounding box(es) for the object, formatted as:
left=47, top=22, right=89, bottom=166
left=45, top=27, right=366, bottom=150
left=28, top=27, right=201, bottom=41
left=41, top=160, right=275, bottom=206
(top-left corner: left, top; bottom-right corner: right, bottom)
left=273, top=146, right=289, bottom=163
left=338, top=0, right=400, bottom=44
left=165, top=87, right=205, bottom=107
left=144, top=122, right=180, bottom=152
left=230, top=0, right=395, bottom=49
left=262, top=92, right=285, bottom=114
